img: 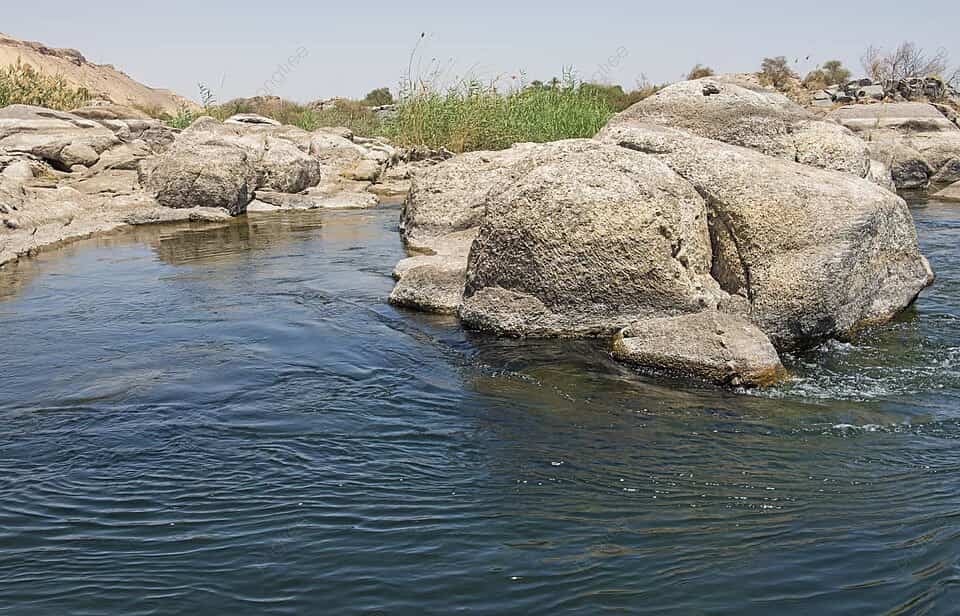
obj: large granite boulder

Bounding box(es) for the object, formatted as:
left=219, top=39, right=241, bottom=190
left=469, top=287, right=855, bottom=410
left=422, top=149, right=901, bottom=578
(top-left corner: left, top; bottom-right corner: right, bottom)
left=0, top=105, right=120, bottom=169
left=459, top=140, right=726, bottom=337
left=606, top=78, right=870, bottom=178
left=829, top=103, right=960, bottom=190
left=400, top=143, right=541, bottom=249
left=600, top=122, right=934, bottom=349
left=138, top=144, right=258, bottom=214
left=613, top=312, right=787, bottom=387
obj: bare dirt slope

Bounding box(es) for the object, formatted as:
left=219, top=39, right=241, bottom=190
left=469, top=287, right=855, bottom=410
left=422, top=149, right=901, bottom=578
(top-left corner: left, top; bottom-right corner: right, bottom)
left=0, top=32, right=197, bottom=115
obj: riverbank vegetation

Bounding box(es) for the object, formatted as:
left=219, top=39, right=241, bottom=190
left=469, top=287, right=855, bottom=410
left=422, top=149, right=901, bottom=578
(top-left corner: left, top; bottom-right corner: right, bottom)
left=0, top=59, right=90, bottom=110
left=384, top=77, right=615, bottom=152
left=160, top=73, right=660, bottom=154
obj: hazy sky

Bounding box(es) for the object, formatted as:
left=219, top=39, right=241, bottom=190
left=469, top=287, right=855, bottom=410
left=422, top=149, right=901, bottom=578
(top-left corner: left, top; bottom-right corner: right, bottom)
left=3, top=1, right=958, bottom=103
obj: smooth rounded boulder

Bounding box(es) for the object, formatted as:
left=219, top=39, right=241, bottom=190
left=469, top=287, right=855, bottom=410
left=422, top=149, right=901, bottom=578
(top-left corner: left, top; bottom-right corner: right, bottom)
left=459, top=140, right=726, bottom=337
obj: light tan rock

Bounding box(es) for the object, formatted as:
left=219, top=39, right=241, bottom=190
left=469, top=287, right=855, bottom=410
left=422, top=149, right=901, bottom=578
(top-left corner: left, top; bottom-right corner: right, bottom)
left=600, top=122, right=934, bottom=349
left=934, top=181, right=960, bottom=202
left=612, top=311, right=788, bottom=387
left=0, top=105, right=119, bottom=169
left=459, top=140, right=725, bottom=337
left=606, top=78, right=870, bottom=177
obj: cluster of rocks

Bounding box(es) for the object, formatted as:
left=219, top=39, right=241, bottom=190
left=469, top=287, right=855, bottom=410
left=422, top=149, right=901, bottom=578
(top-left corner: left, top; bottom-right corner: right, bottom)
left=389, top=77, right=936, bottom=387
left=828, top=102, right=960, bottom=192
left=0, top=104, right=410, bottom=266
left=812, top=76, right=959, bottom=108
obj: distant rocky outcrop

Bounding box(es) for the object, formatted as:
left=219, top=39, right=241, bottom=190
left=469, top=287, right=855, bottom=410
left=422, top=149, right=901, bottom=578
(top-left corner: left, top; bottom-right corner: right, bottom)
left=829, top=102, right=960, bottom=189
left=0, top=32, right=196, bottom=115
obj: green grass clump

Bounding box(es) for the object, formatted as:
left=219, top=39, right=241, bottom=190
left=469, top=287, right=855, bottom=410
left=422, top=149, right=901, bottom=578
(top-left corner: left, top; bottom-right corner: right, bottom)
left=385, top=76, right=615, bottom=153
left=0, top=59, right=90, bottom=110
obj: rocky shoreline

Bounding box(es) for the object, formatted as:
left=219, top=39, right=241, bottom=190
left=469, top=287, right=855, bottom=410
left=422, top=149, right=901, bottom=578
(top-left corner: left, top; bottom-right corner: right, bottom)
left=2, top=75, right=957, bottom=388
left=0, top=103, right=429, bottom=267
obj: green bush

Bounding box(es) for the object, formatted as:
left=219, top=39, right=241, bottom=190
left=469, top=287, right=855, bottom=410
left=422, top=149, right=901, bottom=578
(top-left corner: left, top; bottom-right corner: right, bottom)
left=759, top=56, right=798, bottom=91
left=687, top=64, right=714, bottom=80
left=385, top=76, right=615, bottom=153
left=0, top=59, right=90, bottom=110
left=363, top=87, right=395, bottom=106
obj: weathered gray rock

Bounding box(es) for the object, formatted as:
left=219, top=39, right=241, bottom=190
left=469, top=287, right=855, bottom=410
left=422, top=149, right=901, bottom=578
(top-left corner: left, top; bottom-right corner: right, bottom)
left=934, top=181, right=960, bottom=202
left=92, top=140, right=154, bottom=171
left=225, top=113, right=281, bottom=127
left=612, top=311, right=788, bottom=387
left=600, top=122, right=934, bottom=349
left=137, top=117, right=321, bottom=213
left=70, top=104, right=177, bottom=152
left=138, top=143, right=258, bottom=214
left=0, top=105, right=119, bottom=169
left=400, top=143, right=541, bottom=248
left=605, top=78, right=870, bottom=178
left=256, top=137, right=321, bottom=193
left=459, top=140, right=725, bottom=337
left=829, top=103, right=960, bottom=189
left=389, top=230, right=475, bottom=313
left=932, top=158, right=960, bottom=185
left=390, top=258, right=467, bottom=314
left=341, top=158, right=382, bottom=182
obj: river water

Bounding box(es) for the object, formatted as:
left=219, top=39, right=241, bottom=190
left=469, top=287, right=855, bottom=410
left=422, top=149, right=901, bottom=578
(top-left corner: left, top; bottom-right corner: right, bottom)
left=0, top=197, right=958, bottom=614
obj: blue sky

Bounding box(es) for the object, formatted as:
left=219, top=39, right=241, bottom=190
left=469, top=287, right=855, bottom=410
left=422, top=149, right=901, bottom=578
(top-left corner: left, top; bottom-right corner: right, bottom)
left=3, top=1, right=958, bottom=103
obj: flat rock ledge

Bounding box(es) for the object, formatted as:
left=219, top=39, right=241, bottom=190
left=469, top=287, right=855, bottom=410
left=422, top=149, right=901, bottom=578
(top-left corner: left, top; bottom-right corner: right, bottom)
left=934, top=181, right=960, bottom=202
left=612, top=312, right=789, bottom=388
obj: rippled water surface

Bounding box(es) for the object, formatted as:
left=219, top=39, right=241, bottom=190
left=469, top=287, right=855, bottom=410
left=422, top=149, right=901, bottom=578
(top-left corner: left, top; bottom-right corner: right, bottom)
left=1, top=199, right=959, bottom=614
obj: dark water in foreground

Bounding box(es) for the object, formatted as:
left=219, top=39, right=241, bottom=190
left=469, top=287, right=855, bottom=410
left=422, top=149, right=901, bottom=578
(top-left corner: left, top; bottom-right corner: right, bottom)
left=0, top=198, right=958, bottom=615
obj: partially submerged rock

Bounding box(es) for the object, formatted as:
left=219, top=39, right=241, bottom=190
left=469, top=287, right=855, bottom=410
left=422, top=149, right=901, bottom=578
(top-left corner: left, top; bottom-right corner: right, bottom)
left=389, top=259, right=467, bottom=314
left=137, top=117, right=321, bottom=214
left=138, top=143, right=258, bottom=214
left=0, top=105, right=120, bottom=170
left=389, top=230, right=475, bottom=314
left=600, top=122, right=934, bottom=349
left=612, top=312, right=788, bottom=387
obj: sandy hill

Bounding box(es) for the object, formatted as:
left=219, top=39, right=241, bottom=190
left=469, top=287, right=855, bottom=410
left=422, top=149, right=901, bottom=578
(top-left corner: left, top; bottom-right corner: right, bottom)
left=0, top=32, right=197, bottom=115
